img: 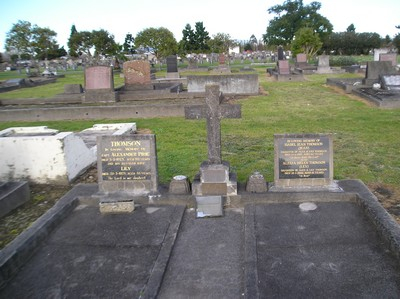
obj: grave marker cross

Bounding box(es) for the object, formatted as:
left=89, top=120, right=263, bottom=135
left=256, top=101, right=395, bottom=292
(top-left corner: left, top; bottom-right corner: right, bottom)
left=185, top=84, right=241, bottom=164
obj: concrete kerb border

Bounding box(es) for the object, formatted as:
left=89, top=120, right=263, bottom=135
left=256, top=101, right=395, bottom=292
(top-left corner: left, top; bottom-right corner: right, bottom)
left=0, top=183, right=98, bottom=288
left=243, top=179, right=400, bottom=298
left=338, top=179, right=400, bottom=262
left=1, top=179, right=400, bottom=293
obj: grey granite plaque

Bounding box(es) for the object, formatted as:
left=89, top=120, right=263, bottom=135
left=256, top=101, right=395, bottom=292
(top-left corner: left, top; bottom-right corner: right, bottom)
left=274, top=134, right=333, bottom=188
left=97, top=134, right=158, bottom=195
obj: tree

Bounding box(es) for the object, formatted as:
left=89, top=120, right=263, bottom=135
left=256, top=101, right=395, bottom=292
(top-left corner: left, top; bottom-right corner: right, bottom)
left=178, top=22, right=210, bottom=54
left=179, top=24, right=196, bottom=53
left=208, top=33, right=236, bottom=53
left=249, top=34, right=258, bottom=51
left=291, top=27, right=322, bottom=58
left=322, top=31, right=381, bottom=55
left=5, top=20, right=34, bottom=59
left=393, top=34, right=400, bottom=52
left=68, top=30, right=93, bottom=57
left=263, top=0, right=333, bottom=47
left=194, top=22, right=210, bottom=53
left=91, top=29, right=119, bottom=58
left=68, top=25, right=79, bottom=56
left=135, top=27, right=178, bottom=60
left=346, top=24, right=356, bottom=33
left=31, top=26, right=58, bottom=60
left=123, top=33, right=135, bottom=54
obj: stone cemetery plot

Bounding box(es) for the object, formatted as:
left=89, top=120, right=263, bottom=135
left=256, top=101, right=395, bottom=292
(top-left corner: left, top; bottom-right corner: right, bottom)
left=0, top=123, right=136, bottom=185
left=83, top=66, right=118, bottom=103
left=363, top=61, right=397, bottom=86
left=247, top=200, right=400, bottom=298
left=326, top=77, right=363, bottom=93
left=121, top=60, right=182, bottom=94
left=187, top=74, right=259, bottom=94
left=0, top=202, right=186, bottom=298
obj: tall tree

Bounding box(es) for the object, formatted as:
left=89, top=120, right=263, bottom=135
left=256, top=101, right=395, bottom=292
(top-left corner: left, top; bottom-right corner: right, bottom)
left=68, top=25, right=79, bottom=56
left=5, top=20, right=34, bottom=59
left=178, top=22, right=211, bottom=54
left=123, top=33, right=135, bottom=54
left=135, top=27, right=178, bottom=60
left=208, top=33, right=236, bottom=53
left=249, top=34, right=258, bottom=51
left=194, top=22, right=210, bottom=53
left=179, top=24, right=196, bottom=53
left=291, top=27, right=322, bottom=58
left=68, top=30, right=93, bottom=57
left=31, top=26, right=58, bottom=60
left=263, top=0, right=333, bottom=47
left=346, top=24, right=356, bottom=33
left=91, top=29, right=119, bottom=58
left=393, top=26, right=400, bottom=52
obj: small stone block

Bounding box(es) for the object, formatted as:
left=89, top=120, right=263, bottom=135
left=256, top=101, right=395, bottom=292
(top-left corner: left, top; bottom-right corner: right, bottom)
left=99, top=200, right=135, bottom=213
left=169, top=175, right=191, bottom=194
left=196, top=196, right=223, bottom=218
left=246, top=172, right=268, bottom=193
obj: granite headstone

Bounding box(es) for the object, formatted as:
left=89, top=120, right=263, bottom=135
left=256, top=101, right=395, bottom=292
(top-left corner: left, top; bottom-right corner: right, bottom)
left=273, top=134, right=334, bottom=189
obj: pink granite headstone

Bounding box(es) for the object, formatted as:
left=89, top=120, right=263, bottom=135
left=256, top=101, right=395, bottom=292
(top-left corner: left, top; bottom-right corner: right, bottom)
left=123, top=60, right=152, bottom=89
left=379, top=53, right=397, bottom=66
left=278, top=60, right=290, bottom=75
left=85, top=66, right=113, bottom=90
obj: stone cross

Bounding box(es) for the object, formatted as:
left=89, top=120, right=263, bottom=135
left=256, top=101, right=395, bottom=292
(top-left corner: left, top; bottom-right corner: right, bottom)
left=185, top=84, right=241, bottom=164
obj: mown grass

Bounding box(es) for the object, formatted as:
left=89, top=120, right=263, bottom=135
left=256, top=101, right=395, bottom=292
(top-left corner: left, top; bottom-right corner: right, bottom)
left=0, top=64, right=399, bottom=188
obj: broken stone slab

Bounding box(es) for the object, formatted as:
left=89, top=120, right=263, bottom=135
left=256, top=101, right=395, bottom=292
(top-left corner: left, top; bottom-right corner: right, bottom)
left=0, top=123, right=136, bottom=185
left=0, top=181, right=30, bottom=218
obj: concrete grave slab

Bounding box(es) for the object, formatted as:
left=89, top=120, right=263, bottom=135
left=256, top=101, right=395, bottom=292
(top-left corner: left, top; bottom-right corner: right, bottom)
left=0, top=123, right=136, bottom=184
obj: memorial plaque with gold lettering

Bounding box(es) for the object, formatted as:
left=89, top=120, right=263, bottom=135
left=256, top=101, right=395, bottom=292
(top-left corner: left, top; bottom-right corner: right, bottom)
left=97, top=134, right=158, bottom=195
left=274, top=134, right=333, bottom=188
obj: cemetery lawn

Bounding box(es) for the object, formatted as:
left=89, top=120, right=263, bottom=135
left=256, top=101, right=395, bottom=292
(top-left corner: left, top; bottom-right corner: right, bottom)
left=1, top=70, right=400, bottom=248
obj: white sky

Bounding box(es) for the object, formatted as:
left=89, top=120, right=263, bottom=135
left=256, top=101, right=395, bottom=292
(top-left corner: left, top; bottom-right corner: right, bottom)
left=1, top=0, right=399, bottom=52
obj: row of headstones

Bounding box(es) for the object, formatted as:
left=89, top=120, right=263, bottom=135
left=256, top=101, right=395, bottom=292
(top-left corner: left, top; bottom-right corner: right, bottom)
left=97, top=85, right=334, bottom=215
left=97, top=133, right=333, bottom=193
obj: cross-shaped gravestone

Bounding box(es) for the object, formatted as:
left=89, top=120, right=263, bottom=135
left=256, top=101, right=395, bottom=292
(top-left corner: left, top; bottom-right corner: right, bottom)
left=184, top=84, right=241, bottom=164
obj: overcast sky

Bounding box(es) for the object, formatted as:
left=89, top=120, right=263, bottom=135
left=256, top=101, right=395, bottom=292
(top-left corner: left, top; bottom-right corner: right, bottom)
left=1, top=0, right=399, bottom=52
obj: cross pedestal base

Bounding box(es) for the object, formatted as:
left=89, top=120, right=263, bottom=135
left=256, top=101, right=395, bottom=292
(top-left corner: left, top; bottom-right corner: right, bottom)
left=192, top=161, right=238, bottom=196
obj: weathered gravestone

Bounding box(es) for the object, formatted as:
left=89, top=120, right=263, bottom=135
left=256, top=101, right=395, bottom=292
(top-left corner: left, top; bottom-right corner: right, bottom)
left=278, top=60, right=290, bottom=75
left=185, top=84, right=241, bottom=216
left=363, top=61, right=396, bottom=85
left=272, top=134, right=336, bottom=190
left=277, top=46, right=285, bottom=61
left=219, top=53, right=226, bottom=65
left=379, top=53, right=398, bottom=66
left=84, top=66, right=118, bottom=102
left=97, top=134, right=158, bottom=213
left=374, top=48, right=389, bottom=61
left=316, top=55, right=332, bottom=74
left=123, top=60, right=153, bottom=90
left=296, top=53, right=307, bottom=67
left=166, top=55, right=179, bottom=78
